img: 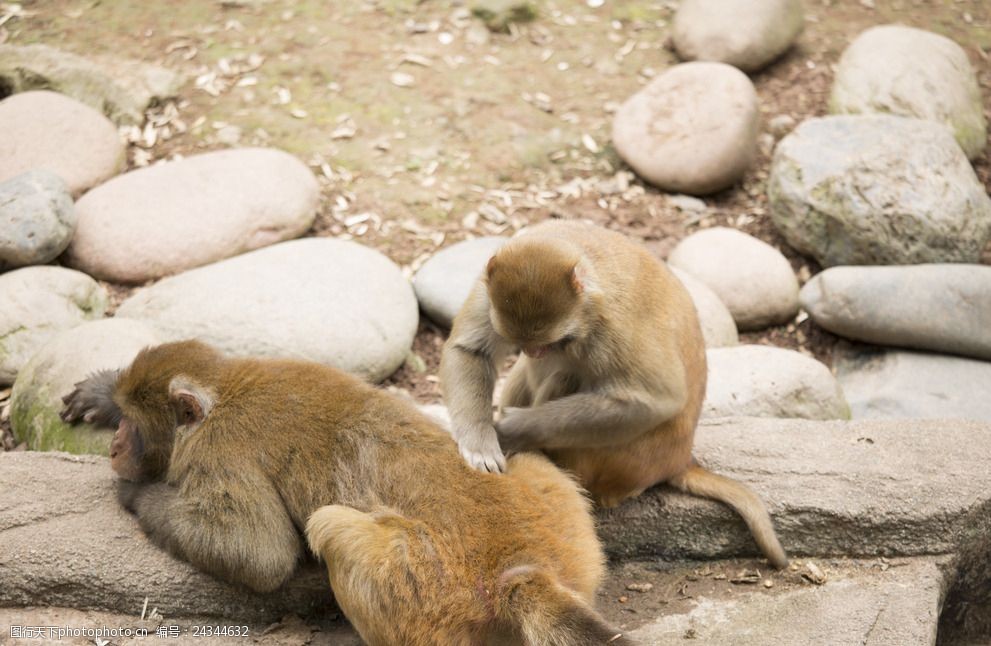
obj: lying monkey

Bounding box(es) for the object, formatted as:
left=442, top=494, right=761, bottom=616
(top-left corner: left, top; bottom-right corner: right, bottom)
left=441, top=219, right=788, bottom=569
left=61, top=340, right=631, bottom=645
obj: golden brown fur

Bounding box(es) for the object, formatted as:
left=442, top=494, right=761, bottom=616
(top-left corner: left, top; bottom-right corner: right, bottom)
left=62, top=340, right=630, bottom=646
left=441, top=219, right=788, bottom=569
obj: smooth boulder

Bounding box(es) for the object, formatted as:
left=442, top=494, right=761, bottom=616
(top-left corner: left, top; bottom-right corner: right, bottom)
left=64, top=148, right=320, bottom=283
left=0, top=266, right=108, bottom=385
left=670, top=267, right=739, bottom=347
left=834, top=344, right=991, bottom=423
left=0, top=170, right=75, bottom=269
left=116, top=238, right=419, bottom=383
left=703, top=345, right=848, bottom=420
left=801, top=265, right=991, bottom=361
left=413, top=236, right=508, bottom=328
left=0, top=91, right=125, bottom=196
left=668, top=228, right=799, bottom=331
left=672, top=0, right=804, bottom=72
left=612, top=62, right=759, bottom=195
left=768, top=115, right=991, bottom=267
left=830, top=25, right=986, bottom=160
left=9, top=319, right=160, bottom=454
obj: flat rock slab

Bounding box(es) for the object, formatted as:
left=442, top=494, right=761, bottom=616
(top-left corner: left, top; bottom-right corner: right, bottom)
left=413, top=236, right=508, bottom=328
left=0, top=91, right=125, bottom=197
left=65, top=148, right=320, bottom=283
left=599, top=417, right=991, bottom=562
left=630, top=557, right=945, bottom=646
left=834, top=344, right=991, bottom=423
left=801, top=264, right=991, bottom=361
left=116, top=238, right=418, bottom=383
left=0, top=170, right=75, bottom=270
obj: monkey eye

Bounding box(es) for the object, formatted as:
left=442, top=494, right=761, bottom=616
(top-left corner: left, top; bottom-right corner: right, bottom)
left=556, top=335, right=577, bottom=348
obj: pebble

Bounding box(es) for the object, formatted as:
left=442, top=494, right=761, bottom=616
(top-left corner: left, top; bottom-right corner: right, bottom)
left=672, top=0, right=804, bottom=72
left=0, top=266, right=108, bottom=385
left=64, top=148, right=320, bottom=283
left=612, top=62, right=759, bottom=195
left=0, top=91, right=125, bottom=196
left=830, top=25, right=986, bottom=160
left=470, top=0, right=538, bottom=33
left=413, top=236, right=509, bottom=328
left=801, top=265, right=991, bottom=361
left=116, top=238, right=419, bottom=383
left=669, top=267, right=739, bottom=348
left=768, top=115, right=991, bottom=267
left=0, top=170, right=75, bottom=270
left=668, top=228, right=799, bottom=331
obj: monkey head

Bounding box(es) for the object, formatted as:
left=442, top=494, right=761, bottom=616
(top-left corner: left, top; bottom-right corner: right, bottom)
left=485, top=238, right=599, bottom=358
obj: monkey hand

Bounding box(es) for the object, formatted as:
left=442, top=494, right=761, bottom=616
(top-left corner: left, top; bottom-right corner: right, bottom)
left=456, top=424, right=507, bottom=474
left=495, top=408, right=541, bottom=452
left=59, top=369, right=121, bottom=427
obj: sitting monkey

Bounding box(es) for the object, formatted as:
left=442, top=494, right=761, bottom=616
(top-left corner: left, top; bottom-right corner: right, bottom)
left=441, top=219, right=788, bottom=569
left=62, top=340, right=631, bottom=645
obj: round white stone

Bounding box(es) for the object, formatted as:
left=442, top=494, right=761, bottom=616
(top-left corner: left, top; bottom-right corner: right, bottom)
left=669, top=267, right=738, bottom=348
left=0, top=170, right=75, bottom=269
left=413, top=236, right=508, bottom=328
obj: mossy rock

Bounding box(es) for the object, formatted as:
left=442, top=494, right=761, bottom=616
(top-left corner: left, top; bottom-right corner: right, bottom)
left=471, top=0, right=538, bottom=33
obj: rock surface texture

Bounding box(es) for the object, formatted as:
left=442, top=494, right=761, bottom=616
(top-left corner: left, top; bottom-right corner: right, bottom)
left=116, top=238, right=418, bottom=383
left=830, top=25, right=987, bottom=160
left=9, top=318, right=160, bottom=454
left=768, top=115, right=991, bottom=267
left=669, top=267, right=739, bottom=348
left=413, top=236, right=508, bottom=328
left=0, top=266, right=108, bottom=385
left=0, top=90, right=125, bottom=196
left=668, top=227, right=799, bottom=331
left=64, top=148, right=320, bottom=283
left=672, top=0, right=804, bottom=72
left=0, top=170, right=75, bottom=270
left=801, top=265, right=991, bottom=361
left=612, top=62, right=759, bottom=195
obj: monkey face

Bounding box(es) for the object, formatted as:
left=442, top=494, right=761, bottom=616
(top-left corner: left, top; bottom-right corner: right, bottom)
left=109, top=418, right=150, bottom=482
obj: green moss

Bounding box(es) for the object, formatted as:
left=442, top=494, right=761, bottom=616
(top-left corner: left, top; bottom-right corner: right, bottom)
left=10, top=387, right=112, bottom=455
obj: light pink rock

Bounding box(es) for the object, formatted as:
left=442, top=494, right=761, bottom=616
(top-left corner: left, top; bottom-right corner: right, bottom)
left=64, top=148, right=319, bottom=283
left=0, top=90, right=125, bottom=196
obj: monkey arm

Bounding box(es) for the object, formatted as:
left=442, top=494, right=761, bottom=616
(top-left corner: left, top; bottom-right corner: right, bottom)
left=119, top=478, right=302, bottom=594
left=60, top=369, right=123, bottom=428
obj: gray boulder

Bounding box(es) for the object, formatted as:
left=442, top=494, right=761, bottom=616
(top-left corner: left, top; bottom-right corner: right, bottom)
left=117, top=238, right=418, bottom=383
left=413, top=236, right=508, bottom=328
left=612, top=62, right=758, bottom=195
left=0, top=91, right=125, bottom=196
left=834, top=344, right=991, bottom=423
left=801, top=265, right=991, bottom=361
left=0, top=44, right=185, bottom=125
left=670, top=267, right=739, bottom=348
left=704, top=345, right=849, bottom=420
left=830, top=25, right=986, bottom=160
left=0, top=170, right=75, bottom=270
left=768, top=115, right=991, bottom=267
left=672, top=0, right=804, bottom=72
left=9, top=319, right=160, bottom=454
left=0, top=266, right=108, bottom=385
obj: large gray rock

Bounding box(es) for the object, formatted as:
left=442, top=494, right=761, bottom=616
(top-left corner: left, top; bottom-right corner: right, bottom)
left=413, top=236, right=508, bottom=328
left=672, top=0, right=804, bottom=72
left=802, top=265, right=991, bottom=361
left=0, top=44, right=185, bottom=126
left=704, top=345, right=849, bottom=420
left=830, top=25, right=987, bottom=160
left=670, top=267, right=739, bottom=348
left=116, top=238, right=418, bottom=383
left=834, top=344, right=991, bottom=423
left=668, top=228, right=799, bottom=331
left=9, top=319, right=160, bottom=454
left=0, top=452, right=333, bottom=621
left=631, top=558, right=945, bottom=646
left=64, top=148, right=319, bottom=284
left=0, top=266, right=108, bottom=385
left=0, top=91, right=125, bottom=197
left=599, top=417, right=991, bottom=562
left=612, top=62, right=758, bottom=195
left=0, top=170, right=75, bottom=270
left=768, top=115, right=991, bottom=267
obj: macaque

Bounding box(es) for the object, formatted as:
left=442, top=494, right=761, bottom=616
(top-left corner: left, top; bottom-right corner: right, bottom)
left=441, top=219, right=788, bottom=570
left=61, top=340, right=631, bottom=645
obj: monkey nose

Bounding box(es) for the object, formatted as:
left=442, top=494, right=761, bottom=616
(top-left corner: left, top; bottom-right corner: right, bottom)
left=523, top=345, right=550, bottom=359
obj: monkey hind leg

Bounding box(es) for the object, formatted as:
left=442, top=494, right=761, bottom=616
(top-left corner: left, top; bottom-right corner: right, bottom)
left=495, top=565, right=634, bottom=646
left=669, top=464, right=789, bottom=570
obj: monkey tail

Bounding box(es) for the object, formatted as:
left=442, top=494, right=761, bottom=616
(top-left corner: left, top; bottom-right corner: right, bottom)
left=494, top=565, right=635, bottom=646
left=669, top=463, right=789, bottom=570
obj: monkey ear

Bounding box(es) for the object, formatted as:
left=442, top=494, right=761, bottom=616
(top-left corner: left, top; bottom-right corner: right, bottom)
left=486, top=254, right=498, bottom=279
left=571, top=260, right=597, bottom=296
left=168, top=376, right=214, bottom=428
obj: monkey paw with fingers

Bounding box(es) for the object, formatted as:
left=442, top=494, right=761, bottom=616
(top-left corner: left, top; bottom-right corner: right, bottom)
left=59, top=369, right=122, bottom=428
left=495, top=407, right=542, bottom=453
left=456, top=425, right=506, bottom=473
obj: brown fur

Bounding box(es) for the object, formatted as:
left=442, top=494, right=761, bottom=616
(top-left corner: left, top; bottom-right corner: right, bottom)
left=62, top=340, right=631, bottom=645
left=441, top=220, right=788, bottom=569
